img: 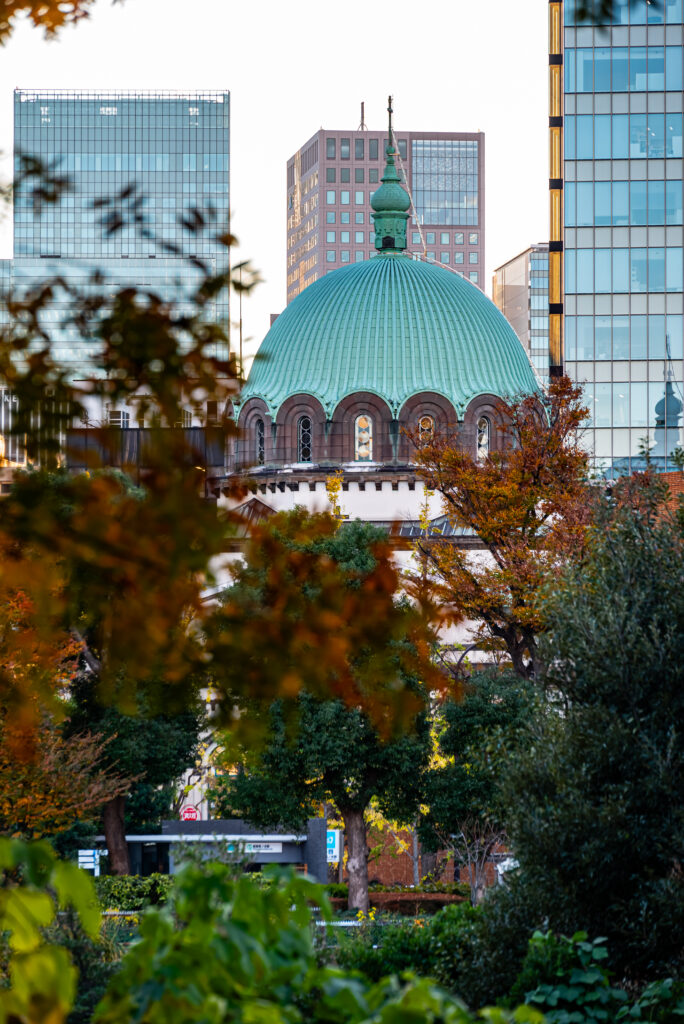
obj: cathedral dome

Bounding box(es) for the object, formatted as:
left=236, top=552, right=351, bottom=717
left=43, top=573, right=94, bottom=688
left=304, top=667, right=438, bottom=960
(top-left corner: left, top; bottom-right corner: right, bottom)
left=240, top=253, right=538, bottom=420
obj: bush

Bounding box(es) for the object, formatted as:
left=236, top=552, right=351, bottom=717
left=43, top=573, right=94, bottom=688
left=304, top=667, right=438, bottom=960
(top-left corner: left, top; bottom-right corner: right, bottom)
left=446, top=877, right=538, bottom=1006
left=95, top=862, right=541, bottom=1024
left=325, top=882, right=348, bottom=899
left=509, top=930, right=627, bottom=1023
left=44, top=913, right=124, bottom=1024
left=618, top=978, right=684, bottom=1022
left=335, top=902, right=476, bottom=988
left=94, top=873, right=173, bottom=911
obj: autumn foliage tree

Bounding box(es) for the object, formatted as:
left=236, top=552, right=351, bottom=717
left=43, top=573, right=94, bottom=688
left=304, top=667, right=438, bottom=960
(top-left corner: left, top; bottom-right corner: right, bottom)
left=210, top=513, right=435, bottom=913
left=0, top=588, right=131, bottom=839
left=412, top=377, right=591, bottom=678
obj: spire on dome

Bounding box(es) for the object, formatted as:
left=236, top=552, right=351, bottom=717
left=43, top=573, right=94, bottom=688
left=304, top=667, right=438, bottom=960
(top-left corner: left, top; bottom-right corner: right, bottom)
left=371, top=95, right=410, bottom=253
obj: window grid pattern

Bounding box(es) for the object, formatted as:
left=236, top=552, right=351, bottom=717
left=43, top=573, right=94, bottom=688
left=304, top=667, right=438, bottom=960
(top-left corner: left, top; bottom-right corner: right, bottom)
left=11, top=90, right=230, bottom=371
left=562, top=7, right=684, bottom=475
left=286, top=131, right=484, bottom=303
left=256, top=418, right=265, bottom=465
left=14, top=91, right=230, bottom=261
left=354, top=414, right=373, bottom=461
left=297, top=415, right=312, bottom=462
left=412, top=139, right=479, bottom=226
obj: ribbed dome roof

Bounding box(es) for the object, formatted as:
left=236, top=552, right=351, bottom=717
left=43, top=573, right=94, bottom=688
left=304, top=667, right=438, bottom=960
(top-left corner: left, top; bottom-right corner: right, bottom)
left=240, top=253, right=539, bottom=419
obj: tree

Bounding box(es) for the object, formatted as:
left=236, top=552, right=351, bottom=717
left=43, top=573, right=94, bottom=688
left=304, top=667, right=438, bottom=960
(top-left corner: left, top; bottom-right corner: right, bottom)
left=204, top=507, right=439, bottom=723
left=209, top=513, right=435, bottom=913
left=0, top=586, right=132, bottom=840
left=412, top=376, right=590, bottom=678
left=418, top=672, right=534, bottom=903
left=65, top=675, right=204, bottom=875
left=0, top=713, right=130, bottom=840
left=454, top=479, right=684, bottom=1000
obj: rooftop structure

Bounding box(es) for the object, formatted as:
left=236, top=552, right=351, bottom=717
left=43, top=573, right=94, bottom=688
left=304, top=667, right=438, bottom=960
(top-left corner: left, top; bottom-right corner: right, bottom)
left=286, top=111, right=484, bottom=304
left=493, top=243, right=550, bottom=384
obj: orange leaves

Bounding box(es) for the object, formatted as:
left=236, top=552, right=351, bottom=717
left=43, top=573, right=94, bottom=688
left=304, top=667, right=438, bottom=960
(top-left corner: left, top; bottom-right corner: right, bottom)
left=205, top=510, right=442, bottom=731
left=411, top=378, right=592, bottom=677
left=0, top=721, right=132, bottom=838
left=0, top=0, right=98, bottom=43
left=0, top=466, right=234, bottom=717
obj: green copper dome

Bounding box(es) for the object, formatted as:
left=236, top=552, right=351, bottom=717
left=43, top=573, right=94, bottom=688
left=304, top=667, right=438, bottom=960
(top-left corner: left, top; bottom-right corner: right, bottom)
left=240, top=253, right=540, bottom=419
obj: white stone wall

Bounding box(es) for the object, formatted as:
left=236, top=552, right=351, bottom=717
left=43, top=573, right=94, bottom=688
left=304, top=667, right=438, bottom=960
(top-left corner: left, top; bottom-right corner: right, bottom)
left=219, top=476, right=444, bottom=522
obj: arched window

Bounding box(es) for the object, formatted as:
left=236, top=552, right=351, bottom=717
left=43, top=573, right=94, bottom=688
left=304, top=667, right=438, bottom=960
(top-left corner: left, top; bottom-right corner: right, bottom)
left=477, top=416, right=490, bottom=461
left=297, top=415, right=312, bottom=462
left=355, top=414, right=373, bottom=461
left=418, top=414, right=435, bottom=444
left=255, top=418, right=265, bottom=466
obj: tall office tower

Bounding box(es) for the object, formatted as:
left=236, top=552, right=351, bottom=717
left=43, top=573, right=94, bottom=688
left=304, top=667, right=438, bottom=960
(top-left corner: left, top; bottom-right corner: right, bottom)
left=493, top=243, right=550, bottom=384
left=286, top=127, right=484, bottom=303
left=10, top=89, right=230, bottom=374
left=552, top=0, right=684, bottom=474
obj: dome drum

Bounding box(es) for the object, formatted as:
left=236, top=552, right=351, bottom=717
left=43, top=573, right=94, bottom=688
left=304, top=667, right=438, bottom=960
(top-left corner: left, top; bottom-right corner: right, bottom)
left=230, top=391, right=508, bottom=474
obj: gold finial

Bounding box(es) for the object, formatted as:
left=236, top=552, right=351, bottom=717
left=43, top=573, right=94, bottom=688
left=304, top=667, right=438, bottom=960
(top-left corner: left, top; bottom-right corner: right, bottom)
left=387, top=95, right=393, bottom=147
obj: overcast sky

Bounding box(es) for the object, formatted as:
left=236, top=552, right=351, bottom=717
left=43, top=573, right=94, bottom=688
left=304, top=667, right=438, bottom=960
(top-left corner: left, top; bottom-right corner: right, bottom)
left=0, top=0, right=549, bottom=362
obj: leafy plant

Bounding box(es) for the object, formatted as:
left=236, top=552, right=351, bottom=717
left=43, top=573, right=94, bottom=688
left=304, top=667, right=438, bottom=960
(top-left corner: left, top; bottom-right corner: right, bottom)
left=336, top=902, right=478, bottom=991
left=511, top=931, right=627, bottom=1022
left=94, top=860, right=541, bottom=1024
left=0, top=838, right=100, bottom=1024
left=93, top=873, right=173, bottom=911
left=617, top=978, right=684, bottom=1022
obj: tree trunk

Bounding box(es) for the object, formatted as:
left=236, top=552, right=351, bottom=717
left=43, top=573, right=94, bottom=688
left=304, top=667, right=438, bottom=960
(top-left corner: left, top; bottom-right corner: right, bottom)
left=420, top=847, right=437, bottom=881
left=343, top=808, right=369, bottom=913
left=103, top=795, right=130, bottom=875
left=412, top=828, right=420, bottom=886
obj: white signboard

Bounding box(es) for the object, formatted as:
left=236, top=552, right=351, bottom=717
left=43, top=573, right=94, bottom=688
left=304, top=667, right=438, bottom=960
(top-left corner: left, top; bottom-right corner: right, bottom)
left=78, top=849, right=102, bottom=877
left=326, top=829, right=342, bottom=863
left=226, top=842, right=283, bottom=854
left=245, top=842, right=282, bottom=854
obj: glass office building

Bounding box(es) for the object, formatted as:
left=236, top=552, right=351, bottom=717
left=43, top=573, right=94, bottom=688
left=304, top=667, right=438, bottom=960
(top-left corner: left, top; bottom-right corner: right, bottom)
left=8, top=90, right=230, bottom=374
left=493, top=243, right=550, bottom=385
left=552, top=0, right=684, bottom=473
left=286, top=128, right=484, bottom=303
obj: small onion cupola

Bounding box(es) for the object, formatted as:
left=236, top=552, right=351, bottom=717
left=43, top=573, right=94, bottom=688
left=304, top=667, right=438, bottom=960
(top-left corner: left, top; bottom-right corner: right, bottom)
left=371, top=96, right=410, bottom=254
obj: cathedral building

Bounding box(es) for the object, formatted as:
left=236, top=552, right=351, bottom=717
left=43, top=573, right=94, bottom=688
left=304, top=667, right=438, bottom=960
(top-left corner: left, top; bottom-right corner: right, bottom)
left=217, top=107, right=539, bottom=532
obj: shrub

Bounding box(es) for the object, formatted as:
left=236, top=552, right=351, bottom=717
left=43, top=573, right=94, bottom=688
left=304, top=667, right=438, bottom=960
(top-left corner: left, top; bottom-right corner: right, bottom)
left=44, top=913, right=124, bottom=1024
left=335, top=902, right=476, bottom=988
left=618, top=978, right=684, bottom=1022
left=510, top=930, right=627, bottom=1023
left=94, top=873, right=173, bottom=911
left=325, top=882, right=348, bottom=899
left=337, top=916, right=433, bottom=982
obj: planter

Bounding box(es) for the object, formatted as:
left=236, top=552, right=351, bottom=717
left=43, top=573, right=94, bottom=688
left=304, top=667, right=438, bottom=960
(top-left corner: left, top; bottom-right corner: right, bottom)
left=369, top=891, right=466, bottom=915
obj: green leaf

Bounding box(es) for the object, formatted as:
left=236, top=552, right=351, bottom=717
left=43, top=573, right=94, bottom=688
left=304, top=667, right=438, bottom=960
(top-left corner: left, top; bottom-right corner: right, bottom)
left=0, top=888, right=55, bottom=951
left=52, top=860, right=101, bottom=940
left=7, top=946, right=77, bottom=1018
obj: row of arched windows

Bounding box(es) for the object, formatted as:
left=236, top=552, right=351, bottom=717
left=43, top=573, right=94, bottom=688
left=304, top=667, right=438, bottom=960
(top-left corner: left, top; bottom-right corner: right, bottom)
left=251, top=414, right=491, bottom=465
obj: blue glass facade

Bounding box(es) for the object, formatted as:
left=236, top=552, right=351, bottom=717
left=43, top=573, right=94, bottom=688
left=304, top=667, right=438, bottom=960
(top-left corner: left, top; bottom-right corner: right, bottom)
left=9, top=90, right=230, bottom=374
left=562, top=2, right=684, bottom=473
left=411, top=139, right=480, bottom=226
left=530, top=248, right=550, bottom=384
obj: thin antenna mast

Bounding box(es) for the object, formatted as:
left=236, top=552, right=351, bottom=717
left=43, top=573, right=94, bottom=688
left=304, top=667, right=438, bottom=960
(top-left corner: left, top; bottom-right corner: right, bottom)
left=358, top=101, right=367, bottom=130
left=239, top=263, right=243, bottom=382
left=389, top=101, right=426, bottom=258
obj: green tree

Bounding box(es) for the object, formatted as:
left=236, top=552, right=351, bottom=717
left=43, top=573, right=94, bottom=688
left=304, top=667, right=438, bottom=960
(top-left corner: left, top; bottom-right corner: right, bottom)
left=419, top=673, right=534, bottom=903
left=66, top=675, right=204, bottom=875
left=454, top=480, right=684, bottom=1001
left=210, top=513, right=434, bottom=913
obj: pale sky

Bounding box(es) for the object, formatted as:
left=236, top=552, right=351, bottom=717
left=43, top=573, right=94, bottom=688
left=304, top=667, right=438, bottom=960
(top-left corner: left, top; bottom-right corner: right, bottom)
left=0, top=0, right=549, bottom=363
